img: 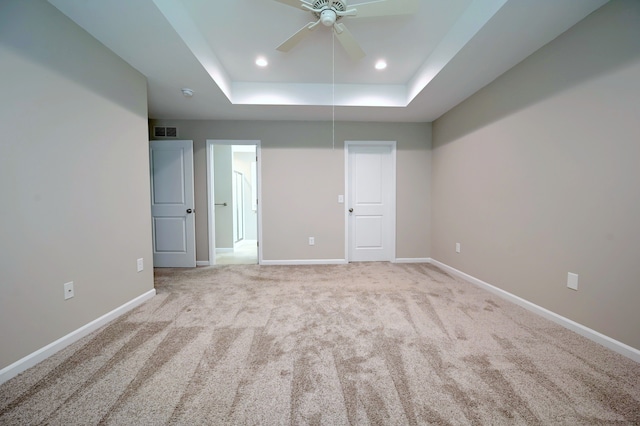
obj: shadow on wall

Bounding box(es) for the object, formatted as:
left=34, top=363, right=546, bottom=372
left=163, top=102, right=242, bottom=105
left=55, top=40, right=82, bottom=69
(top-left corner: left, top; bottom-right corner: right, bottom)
left=433, top=0, right=640, bottom=144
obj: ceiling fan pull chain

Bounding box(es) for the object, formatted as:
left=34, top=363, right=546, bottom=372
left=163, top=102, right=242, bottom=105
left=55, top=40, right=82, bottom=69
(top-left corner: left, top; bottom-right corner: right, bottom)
left=332, top=29, right=335, bottom=150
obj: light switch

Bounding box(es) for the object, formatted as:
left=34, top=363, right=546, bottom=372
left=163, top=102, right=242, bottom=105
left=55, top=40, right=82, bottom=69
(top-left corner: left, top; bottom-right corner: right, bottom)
left=567, top=272, right=578, bottom=290
left=338, top=195, right=344, bottom=203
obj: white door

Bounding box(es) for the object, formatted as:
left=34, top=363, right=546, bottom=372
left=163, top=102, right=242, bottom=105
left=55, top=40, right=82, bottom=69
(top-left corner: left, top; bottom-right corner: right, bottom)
left=347, top=142, right=396, bottom=262
left=149, top=140, right=196, bottom=267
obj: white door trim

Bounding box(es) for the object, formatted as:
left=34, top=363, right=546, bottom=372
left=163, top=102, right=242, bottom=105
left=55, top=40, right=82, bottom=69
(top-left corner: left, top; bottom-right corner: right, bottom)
left=344, top=141, right=396, bottom=262
left=206, top=140, right=262, bottom=265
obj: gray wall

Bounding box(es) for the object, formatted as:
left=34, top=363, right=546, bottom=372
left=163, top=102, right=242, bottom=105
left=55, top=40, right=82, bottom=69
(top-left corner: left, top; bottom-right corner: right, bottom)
left=149, top=121, right=432, bottom=262
left=431, top=0, right=640, bottom=350
left=0, top=1, right=154, bottom=369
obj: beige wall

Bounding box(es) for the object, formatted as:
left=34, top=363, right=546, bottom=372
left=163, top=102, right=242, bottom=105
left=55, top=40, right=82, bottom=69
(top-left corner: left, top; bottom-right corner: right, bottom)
left=233, top=151, right=258, bottom=241
left=213, top=145, right=234, bottom=248
left=149, top=120, right=432, bottom=262
left=0, top=1, right=153, bottom=369
left=432, top=0, right=640, bottom=350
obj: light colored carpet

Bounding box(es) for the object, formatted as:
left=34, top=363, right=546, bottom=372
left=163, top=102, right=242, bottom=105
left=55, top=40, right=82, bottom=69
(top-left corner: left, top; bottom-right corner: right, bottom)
left=1, top=263, right=639, bottom=425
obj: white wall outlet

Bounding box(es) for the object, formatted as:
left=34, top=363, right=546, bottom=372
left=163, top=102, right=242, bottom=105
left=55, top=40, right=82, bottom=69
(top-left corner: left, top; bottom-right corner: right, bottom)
left=308, top=237, right=315, bottom=246
left=137, top=258, right=144, bottom=272
left=455, top=243, right=461, bottom=253
left=338, top=195, right=344, bottom=204
left=64, top=282, right=74, bottom=300
left=567, top=272, right=579, bottom=290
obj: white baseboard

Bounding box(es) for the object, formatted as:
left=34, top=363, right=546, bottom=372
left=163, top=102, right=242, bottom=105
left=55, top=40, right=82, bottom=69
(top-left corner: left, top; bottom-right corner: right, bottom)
left=394, top=257, right=432, bottom=263
left=0, top=289, right=156, bottom=385
left=260, top=259, right=348, bottom=266
left=429, top=259, right=640, bottom=363
left=215, top=248, right=233, bottom=253
left=262, top=258, right=431, bottom=265
left=196, top=261, right=210, bottom=267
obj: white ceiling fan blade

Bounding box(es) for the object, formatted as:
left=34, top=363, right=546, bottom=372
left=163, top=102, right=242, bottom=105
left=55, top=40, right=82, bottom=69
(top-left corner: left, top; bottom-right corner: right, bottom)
left=335, top=8, right=358, bottom=18
left=349, top=0, right=418, bottom=18
left=271, top=0, right=314, bottom=11
left=277, top=21, right=319, bottom=52
left=334, top=23, right=365, bottom=61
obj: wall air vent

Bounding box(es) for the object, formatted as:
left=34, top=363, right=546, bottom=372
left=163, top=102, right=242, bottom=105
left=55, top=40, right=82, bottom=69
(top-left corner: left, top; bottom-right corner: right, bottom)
left=153, top=126, right=178, bottom=138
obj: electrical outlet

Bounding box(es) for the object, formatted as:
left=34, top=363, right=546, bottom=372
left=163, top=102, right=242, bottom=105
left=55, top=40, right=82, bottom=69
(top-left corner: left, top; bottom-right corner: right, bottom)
left=455, top=243, right=461, bottom=253
left=309, top=237, right=315, bottom=246
left=137, top=258, right=144, bottom=272
left=64, top=282, right=74, bottom=300
left=567, top=272, right=578, bottom=290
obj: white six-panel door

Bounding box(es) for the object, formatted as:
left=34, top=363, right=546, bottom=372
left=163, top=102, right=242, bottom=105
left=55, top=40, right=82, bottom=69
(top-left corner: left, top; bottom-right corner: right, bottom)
left=150, top=140, right=196, bottom=267
left=346, top=141, right=396, bottom=262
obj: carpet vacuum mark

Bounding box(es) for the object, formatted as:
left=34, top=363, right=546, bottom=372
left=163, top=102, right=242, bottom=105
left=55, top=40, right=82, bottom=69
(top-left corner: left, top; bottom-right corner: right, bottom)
left=1, top=263, right=639, bottom=425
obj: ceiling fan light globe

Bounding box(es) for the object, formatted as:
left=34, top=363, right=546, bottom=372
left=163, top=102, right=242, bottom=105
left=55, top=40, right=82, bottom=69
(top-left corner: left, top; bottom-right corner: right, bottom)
left=320, top=9, right=336, bottom=26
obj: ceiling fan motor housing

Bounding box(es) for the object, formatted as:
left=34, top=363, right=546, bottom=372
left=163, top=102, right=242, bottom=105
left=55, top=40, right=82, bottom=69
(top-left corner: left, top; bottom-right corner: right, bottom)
left=312, top=0, right=347, bottom=23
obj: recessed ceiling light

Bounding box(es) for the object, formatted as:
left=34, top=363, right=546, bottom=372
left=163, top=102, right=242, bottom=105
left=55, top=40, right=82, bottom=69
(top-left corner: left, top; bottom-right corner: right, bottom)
left=255, top=57, right=268, bottom=67
left=375, top=60, right=387, bottom=70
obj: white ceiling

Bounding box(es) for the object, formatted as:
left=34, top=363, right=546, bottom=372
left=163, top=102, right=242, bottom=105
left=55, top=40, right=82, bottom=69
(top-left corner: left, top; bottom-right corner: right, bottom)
left=48, top=0, right=608, bottom=122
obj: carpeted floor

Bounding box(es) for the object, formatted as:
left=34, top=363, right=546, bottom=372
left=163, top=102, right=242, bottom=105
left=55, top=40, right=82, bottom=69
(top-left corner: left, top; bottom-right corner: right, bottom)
left=1, top=263, right=639, bottom=425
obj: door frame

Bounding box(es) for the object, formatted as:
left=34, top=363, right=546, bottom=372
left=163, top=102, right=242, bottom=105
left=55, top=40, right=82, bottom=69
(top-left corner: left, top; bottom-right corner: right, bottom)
left=344, top=140, right=397, bottom=262
left=206, top=139, right=262, bottom=265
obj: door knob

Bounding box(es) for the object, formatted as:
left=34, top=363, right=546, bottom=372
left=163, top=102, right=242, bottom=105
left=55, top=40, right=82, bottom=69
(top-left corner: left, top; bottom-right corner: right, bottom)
left=186, top=208, right=193, bottom=214
left=349, top=208, right=353, bottom=213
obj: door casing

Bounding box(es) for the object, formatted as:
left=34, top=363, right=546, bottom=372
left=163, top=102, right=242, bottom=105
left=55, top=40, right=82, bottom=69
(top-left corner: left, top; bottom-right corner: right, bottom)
left=206, top=140, right=262, bottom=265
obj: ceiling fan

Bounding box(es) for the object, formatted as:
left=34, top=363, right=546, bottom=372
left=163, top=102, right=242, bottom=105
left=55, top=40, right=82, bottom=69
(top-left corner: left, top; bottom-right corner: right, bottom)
left=273, top=0, right=418, bottom=61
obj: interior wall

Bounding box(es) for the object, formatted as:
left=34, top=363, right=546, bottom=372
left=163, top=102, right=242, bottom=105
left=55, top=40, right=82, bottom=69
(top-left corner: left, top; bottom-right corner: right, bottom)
left=431, top=0, right=640, bottom=350
left=233, top=151, right=258, bottom=241
left=213, top=145, right=233, bottom=249
left=149, top=121, right=431, bottom=262
left=0, top=1, right=153, bottom=369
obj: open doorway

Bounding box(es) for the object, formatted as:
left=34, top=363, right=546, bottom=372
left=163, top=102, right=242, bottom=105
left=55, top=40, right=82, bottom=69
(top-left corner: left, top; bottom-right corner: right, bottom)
left=206, top=140, right=261, bottom=265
